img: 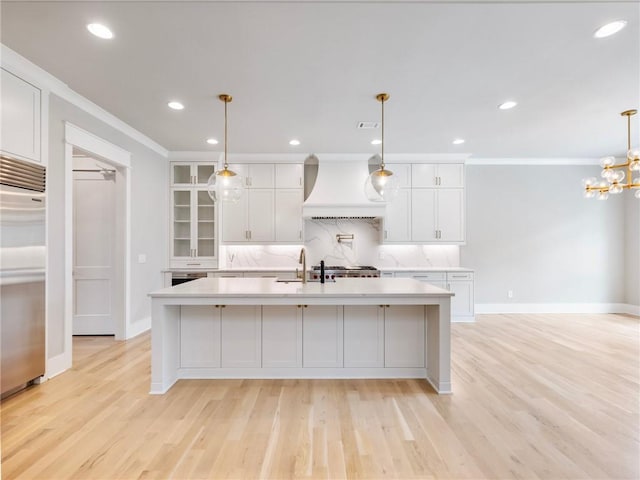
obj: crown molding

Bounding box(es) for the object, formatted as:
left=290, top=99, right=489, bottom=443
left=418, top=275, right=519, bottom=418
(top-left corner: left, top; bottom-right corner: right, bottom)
left=1, top=44, right=168, bottom=158
left=467, top=158, right=600, bottom=166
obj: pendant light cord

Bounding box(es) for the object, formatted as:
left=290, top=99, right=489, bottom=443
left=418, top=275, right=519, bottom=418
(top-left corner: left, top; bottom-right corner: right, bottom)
left=381, top=96, right=385, bottom=170
left=224, top=97, right=229, bottom=171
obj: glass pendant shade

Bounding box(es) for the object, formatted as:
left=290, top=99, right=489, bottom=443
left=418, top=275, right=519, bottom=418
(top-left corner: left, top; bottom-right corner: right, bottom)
left=366, top=92, right=398, bottom=203
left=205, top=93, right=243, bottom=203
left=365, top=168, right=400, bottom=202
left=207, top=166, right=244, bottom=203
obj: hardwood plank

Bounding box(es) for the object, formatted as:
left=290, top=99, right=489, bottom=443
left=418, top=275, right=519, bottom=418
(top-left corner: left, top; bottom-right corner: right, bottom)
left=1, top=313, right=638, bottom=479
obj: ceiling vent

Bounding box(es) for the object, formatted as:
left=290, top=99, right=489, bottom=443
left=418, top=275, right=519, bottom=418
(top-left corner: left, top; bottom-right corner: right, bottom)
left=357, top=121, right=379, bottom=129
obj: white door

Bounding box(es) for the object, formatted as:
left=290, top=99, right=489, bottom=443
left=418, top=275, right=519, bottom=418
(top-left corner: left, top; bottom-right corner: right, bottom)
left=411, top=189, right=437, bottom=241
left=437, top=189, right=464, bottom=242
left=247, top=189, right=275, bottom=241
left=275, top=189, right=303, bottom=242
left=73, top=167, right=116, bottom=334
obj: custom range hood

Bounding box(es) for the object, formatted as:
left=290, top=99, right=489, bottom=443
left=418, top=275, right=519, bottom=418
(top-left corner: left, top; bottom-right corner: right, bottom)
left=302, top=154, right=386, bottom=218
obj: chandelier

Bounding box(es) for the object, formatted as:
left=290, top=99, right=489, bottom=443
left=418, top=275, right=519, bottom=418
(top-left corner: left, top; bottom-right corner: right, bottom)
left=583, top=109, right=640, bottom=200
left=207, top=94, right=244, bottom=203
left=365, top=93, right=399, bottom=202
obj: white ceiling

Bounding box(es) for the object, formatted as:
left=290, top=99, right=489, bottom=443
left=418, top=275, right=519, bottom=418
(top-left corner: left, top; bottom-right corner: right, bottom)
left=1, top=1, right=638, bottom=158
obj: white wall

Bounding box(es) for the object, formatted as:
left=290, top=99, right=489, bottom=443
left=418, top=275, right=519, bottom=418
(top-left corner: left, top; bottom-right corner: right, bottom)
left=47, top=94, right=167, bottom=358
left=624, top=192, right=639, bottom=306
left=461, top=165, right=626, bottom=305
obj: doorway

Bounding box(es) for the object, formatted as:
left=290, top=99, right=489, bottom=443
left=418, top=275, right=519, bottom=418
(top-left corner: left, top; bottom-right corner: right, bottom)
left=55, top=123, right=131, bottom=377
left=72, top=151, right=116, bottom=335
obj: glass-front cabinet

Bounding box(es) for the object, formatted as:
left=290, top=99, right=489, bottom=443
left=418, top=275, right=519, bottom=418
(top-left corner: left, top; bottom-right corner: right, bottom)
left=171, top=162, right=216, bottom=187
left=170, top=160, right=218, bottom=268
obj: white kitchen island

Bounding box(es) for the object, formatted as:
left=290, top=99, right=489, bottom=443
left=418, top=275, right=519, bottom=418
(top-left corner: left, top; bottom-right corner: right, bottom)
left=149, top=277, right=453, bottom=394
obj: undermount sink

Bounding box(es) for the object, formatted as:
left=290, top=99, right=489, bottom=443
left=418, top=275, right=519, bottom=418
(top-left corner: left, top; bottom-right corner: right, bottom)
left=275, top=278, right=335, bottom=283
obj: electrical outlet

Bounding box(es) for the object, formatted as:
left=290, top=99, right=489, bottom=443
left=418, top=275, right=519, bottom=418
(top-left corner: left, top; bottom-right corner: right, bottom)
left=138, top=254, right=147, bottom=264
left=508, top=290, right=513, bottom=299
left=378, top=251, right=385, bottom=260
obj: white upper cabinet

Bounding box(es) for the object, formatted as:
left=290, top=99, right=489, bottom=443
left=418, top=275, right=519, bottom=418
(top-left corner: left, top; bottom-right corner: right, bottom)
left=378, top=162, right=466, bottom=244
left=411, top=188, right=464, bottom=243
left=275, top=163, right=303, bottom=188
left=222, top=189, right=275, bottom=242
left=1, top=68, right=42, bottom=164
left=382, top=188, right=411, bottom=242
left=387, top=163, right=412, bottom=188
left=275, top=189, right=303, bottom=242
left=221, top=162, right=303, bottom=244
left=236, top=163, right=275, bottom=188
left=412, top=164, right=464, bottom=187
left=171, top=162, right=216, bottom=187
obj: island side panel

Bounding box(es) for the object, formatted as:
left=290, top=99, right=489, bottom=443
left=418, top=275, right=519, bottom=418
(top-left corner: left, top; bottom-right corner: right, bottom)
left=426, top=300, right=452, bottom=394
left=150, top=300, right=180, bottom=394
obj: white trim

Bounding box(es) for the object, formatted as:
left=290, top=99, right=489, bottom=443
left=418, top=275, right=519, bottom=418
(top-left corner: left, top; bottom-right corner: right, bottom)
left=475, top=303, right=638, bottom=315
left=46, top=352, right=70, bottom=379
left=168, top=151, right=222, bottom=161
left=467, top=158, right=600, bottom=166
left=64, top=127, right=133, bottom=377
left=127, top=317, right=151, bottom=339
left=227, top=153, right=309, bottom=163
left=1, top=44, right=168, bottom=158
left=65, top=123, right=131, bottom=167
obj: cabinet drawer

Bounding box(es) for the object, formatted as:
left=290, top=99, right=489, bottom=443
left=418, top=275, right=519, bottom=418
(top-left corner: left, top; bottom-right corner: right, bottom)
left=447, top=272, right=473, bottom=281
left=411, top=272, right=446, bottom=282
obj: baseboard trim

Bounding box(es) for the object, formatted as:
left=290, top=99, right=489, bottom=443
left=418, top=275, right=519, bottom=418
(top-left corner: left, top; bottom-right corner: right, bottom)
left=46, top=351, right=71, bottom=379
left=476, top=303, right=639, bottom=315
left=127, top=316, right=151, bottom=339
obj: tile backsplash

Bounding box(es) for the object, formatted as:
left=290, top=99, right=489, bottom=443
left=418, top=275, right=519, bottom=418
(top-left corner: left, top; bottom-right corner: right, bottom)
left=219, top=219, right=460, bottom=269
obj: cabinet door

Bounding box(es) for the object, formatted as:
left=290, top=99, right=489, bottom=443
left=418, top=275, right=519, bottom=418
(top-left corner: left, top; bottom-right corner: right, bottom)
left=171, top=189, right=193, bottom=258
left=437, top=189, right=464, bottom=242
left=195, top=163, right=216, bottom=186
left=180, top=306, right=221, bottom=368
left=247, top=164, right=275, bottom=188
left=1, top=69, right=41, bottom=163
left=344, top=306, right=384, bottom=367
left=438, top=164, right=464, bottom=187
left=275, top=164, right=303, bottom=188
left=386, top=164, right=411, bottom=188
left=222, top=192, right=248, bottom=242
left=411, top=164, right=437, bottom=187
left=384, top=305, right=425, bottom=367
left=248, top=189, right=275, bottom=241
left=275, top=189, right=303, bottom=242
left=303, top=306, right=344, bottom=367
left=262, top=306, right=302, bottom=367
left=172, top=162, right=194, bottom=185
left=383, top=188, right=411, bottom=242
left=411, top=189, right=437, bottom=241
left=447, top=279, right=474, bottom=317
left=195, top=190, right=216, bottom=258
left=220, top=306, right=261, bottom=367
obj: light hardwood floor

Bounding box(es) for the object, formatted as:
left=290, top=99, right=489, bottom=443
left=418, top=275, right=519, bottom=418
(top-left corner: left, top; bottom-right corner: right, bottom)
left=1, top=313, right=638, bottom=479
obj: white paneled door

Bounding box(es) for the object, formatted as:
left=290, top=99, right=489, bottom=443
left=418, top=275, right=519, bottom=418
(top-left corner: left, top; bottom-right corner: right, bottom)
left=73, top=168, right=116, bottom=335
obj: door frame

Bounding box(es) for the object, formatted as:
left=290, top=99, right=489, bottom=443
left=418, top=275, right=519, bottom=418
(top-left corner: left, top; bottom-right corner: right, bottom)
left=62, top=123, right=131, bottom=368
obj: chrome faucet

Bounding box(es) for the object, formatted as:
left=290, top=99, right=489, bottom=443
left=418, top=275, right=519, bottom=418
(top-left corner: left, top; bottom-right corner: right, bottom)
left=298, top=247, right=307, bottom=283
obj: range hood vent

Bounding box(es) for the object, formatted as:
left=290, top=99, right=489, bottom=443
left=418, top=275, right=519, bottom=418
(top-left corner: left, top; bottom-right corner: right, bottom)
left=302, top=155, right=386, bottom=218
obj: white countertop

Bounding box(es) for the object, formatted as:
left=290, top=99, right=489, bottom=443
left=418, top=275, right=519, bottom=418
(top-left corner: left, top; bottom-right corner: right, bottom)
left=164, top=266, right=473, bottom=273
left=149, top=277, right=453, bottom=298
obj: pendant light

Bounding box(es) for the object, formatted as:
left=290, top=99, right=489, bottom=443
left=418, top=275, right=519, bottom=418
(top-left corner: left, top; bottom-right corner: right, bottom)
left=207, top=94, right=244, bottom=203
left=582, top=109, right=640, bottom=200
left=365, top=93, right=399, bottom=202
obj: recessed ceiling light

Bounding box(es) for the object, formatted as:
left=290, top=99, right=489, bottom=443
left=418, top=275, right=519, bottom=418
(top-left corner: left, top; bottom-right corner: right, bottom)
left=167, top=101, right=184, bottom=110
left=498, top=101, right=517, bottom=110
left=594, top=20, right=627, bottom=38
left=87, top=23, right=113, bottom=39
left=206, top=138, right=219, bottom=145
left=452, top=138, right=465, bottom=145
left=289, top=139, right=301, bottom=146
left=371, top=139, right=382, bottom=145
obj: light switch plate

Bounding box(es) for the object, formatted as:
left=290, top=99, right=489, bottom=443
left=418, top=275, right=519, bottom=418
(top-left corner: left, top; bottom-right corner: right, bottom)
left=138, top=254, right=147, bottom=264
